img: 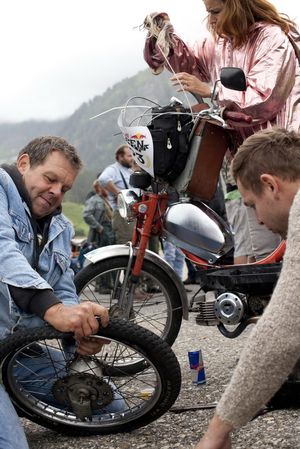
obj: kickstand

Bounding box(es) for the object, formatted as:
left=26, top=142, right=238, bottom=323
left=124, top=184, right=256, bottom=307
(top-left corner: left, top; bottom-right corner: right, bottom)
left=169, top=402, right=217, bottom=414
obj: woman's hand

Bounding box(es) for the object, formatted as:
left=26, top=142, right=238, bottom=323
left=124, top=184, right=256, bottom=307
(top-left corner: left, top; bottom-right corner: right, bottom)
left=171, top=72, right=211, bottom=97
left=194, top=416, right=233, bottom=449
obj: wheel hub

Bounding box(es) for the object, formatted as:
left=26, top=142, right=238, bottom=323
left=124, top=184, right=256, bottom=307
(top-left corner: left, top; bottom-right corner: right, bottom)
left=52, top=356, right=114, bottom=420
left=52, top=373, right=114, bottom=420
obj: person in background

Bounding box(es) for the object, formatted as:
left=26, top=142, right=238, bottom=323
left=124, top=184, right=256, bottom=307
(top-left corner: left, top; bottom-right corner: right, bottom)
left=0, top=136, right=109, bottom=449
left=183, top=258, right=199, bottom=285
left=162, top=187, right=187, bottom=281
left=83, top=179, right=115, bottom=292
left=195, top=128, right=300, bottom=449
left=222, top=155, right=254, bottom=264
left=83, top=179, right=114, bottom=250
left=98, top=144, right=134, bottom=244
left=163, top=240, right=186, bottom=280
left=143, top=0, right=300, bottom=261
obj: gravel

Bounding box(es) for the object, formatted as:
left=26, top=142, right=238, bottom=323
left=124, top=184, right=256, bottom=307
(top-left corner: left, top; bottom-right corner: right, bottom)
left=23, top=290, right=300, bottom=449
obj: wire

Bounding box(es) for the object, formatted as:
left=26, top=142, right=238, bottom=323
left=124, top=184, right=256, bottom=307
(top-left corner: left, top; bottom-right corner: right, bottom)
left=156, top=40, right=194, bottom=121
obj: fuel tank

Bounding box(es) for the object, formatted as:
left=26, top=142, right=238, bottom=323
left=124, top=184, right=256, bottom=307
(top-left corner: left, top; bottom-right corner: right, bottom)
left=162, top=202, right=233, bottom=263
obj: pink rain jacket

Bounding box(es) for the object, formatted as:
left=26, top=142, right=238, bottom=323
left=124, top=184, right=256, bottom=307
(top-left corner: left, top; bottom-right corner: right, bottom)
left=145, top=22, right=300, bottom=141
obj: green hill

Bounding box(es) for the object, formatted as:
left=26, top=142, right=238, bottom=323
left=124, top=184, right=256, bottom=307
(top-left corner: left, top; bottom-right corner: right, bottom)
left=0, top=69, right=196, bottom=203
left=62, top=201, right=88, bottom=237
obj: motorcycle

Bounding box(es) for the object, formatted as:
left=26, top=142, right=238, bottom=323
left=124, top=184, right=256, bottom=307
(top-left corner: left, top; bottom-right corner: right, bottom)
left=75, top=67, right=285, bottom=343
left=0, top=68, right=290, bottom=435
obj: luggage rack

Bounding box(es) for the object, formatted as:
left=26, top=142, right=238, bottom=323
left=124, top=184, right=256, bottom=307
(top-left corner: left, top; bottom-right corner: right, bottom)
left=203, top=262, right=282, bottom=295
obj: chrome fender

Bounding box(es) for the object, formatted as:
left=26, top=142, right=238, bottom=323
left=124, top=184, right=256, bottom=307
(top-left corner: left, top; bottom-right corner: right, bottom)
left=84, top=244, right=189, bottom=320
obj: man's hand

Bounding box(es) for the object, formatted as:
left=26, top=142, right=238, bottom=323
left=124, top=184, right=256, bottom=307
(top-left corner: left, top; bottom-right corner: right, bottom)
left=43, top=301, right=109, bottom=339
left=76, top=336, right=110, bottom=356
left=194, top=416, right=233, bottom=449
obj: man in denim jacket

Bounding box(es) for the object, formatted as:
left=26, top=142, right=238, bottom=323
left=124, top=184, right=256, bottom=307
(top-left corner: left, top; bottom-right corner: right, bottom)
left=0, top=136, right=109, bottom=449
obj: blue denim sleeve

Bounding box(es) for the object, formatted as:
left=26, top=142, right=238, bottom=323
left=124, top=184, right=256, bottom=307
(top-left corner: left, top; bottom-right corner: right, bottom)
left=50, top=222, right=79, bottom=306
left=0, top=185, right=51, bottom=289
left=52, top=265, right=79, bottom=306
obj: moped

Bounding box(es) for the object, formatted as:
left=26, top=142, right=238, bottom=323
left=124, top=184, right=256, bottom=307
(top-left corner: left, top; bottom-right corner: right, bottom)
left=75, top=67, right=285, bottom=345
left=0, top=68, right=287, bottom=436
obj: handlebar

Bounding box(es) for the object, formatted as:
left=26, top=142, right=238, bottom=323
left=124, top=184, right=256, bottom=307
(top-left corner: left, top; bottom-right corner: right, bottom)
left=222, top=110, right=253, bottom=124
left=192, top=104, right=253, bottom=127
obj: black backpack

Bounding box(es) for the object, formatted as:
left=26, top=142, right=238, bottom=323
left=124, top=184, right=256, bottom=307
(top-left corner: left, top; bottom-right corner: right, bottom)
left=148, top=104, right=193, bottom=182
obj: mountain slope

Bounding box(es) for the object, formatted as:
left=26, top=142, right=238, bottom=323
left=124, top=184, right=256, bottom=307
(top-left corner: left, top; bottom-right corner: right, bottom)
left=0, top=68, right=196, bottom=202
left=0, top=69, right=181, bottom=167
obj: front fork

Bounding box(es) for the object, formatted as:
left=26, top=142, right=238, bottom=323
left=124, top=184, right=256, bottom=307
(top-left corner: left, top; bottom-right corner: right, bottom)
left=114, top=194, right=167, bottom=319
left=113, top=242, right=134, bottom=318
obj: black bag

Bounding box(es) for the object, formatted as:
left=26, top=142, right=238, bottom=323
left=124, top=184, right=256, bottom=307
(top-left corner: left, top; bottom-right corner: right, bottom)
left=148, top=104, right=193, bottom=182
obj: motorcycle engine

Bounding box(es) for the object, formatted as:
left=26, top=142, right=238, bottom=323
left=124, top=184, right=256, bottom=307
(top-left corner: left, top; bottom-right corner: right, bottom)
left=214, top=292, right=246, bottom=325
left=196, top=291, right=246, bottom=326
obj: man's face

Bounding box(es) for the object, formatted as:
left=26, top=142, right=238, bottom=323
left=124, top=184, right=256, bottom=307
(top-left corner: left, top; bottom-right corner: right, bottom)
left=119, top=147, right=133, bottom=168
left=237, top=177, right=290, bottom=239
left=17, top=150, right=78, bottom=218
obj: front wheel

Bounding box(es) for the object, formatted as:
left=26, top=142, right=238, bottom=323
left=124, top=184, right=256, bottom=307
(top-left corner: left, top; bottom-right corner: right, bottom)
left=75, top=256, right=183, bottom=346
left=0, top=319, right=181, bottom=435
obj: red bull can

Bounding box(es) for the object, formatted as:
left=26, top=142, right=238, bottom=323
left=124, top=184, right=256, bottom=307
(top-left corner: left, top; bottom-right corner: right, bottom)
left=188, top=350, right=206, bottom=385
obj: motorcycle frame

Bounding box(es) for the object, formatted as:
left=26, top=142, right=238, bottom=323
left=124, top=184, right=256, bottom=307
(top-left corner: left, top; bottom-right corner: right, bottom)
left=130, top=190, right=169, bottom=278
left=126, top=186, right=286, bottom=278
left=86, top=94, right=286, bottom=326
left=84, top=243, right=189, bottom=320
left=85, top=181, right=285, bottom=323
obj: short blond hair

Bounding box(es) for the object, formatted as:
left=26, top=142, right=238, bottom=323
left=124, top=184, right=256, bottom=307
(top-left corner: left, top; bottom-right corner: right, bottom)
left=232, top=128, right=300, bottom=194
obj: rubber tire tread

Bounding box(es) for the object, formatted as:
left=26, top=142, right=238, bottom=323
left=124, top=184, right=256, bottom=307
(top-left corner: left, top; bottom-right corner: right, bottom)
left=0, top=318, right=181, bottom=435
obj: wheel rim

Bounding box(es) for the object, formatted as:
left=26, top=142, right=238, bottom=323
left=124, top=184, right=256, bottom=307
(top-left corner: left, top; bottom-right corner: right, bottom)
left=77, top=266, right=174, bottom=340
left=4, top=335, right=163, bottom=430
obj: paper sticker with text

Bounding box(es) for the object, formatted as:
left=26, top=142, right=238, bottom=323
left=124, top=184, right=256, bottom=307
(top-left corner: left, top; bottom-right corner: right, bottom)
left=118, top=112, right=154, bottom=177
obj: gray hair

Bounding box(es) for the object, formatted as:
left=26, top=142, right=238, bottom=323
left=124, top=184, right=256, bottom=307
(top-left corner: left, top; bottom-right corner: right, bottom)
left=18, top=136, right=82, bottom=171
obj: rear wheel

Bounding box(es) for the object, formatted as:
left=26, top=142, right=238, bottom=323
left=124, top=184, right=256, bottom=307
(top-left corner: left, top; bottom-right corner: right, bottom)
left=0, top=319, right=181, bottom=435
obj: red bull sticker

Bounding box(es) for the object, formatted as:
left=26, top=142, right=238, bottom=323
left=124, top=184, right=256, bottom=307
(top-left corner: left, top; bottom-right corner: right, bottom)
left=118, top=112, right=154, bottom=177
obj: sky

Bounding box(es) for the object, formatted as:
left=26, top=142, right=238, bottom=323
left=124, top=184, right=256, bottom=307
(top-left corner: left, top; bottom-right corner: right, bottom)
left=0, top=0, right=298, bottom=122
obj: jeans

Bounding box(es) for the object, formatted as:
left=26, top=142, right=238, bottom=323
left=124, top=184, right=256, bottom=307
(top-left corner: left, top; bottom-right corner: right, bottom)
left=163, top=241, right=185, bottom=279
left=185, top=258, right=197, bottom=281
left=0, top=385, right=29, bottom=449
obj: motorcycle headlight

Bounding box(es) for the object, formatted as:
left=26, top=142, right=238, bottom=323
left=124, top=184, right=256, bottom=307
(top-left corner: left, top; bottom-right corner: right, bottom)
left=117, top=189, right=139, bottom=220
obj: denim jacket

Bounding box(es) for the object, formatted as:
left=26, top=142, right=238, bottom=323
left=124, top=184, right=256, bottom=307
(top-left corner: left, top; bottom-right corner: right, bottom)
left=0, top=168, right=79, bottom=337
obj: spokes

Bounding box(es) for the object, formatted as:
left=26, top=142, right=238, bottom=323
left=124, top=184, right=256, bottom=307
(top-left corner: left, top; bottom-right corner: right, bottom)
left=78, top=267, right=171, bottom=339
left=7, top=335, right=161, bottom=426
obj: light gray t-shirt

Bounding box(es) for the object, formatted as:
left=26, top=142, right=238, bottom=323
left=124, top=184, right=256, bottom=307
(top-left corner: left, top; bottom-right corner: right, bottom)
left=98, top=161, right=133, bottom=210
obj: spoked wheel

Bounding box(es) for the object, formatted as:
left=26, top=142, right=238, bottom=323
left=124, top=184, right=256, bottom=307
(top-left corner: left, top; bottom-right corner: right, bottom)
left=0, top=319, right=181, bottom=435
left=75, top=256, right=183, bottom=345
